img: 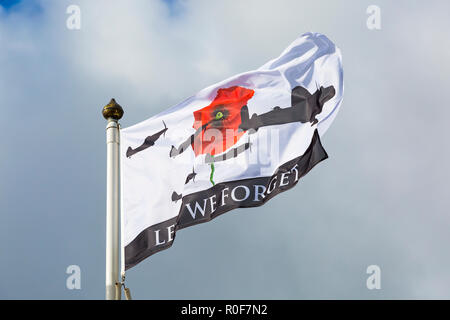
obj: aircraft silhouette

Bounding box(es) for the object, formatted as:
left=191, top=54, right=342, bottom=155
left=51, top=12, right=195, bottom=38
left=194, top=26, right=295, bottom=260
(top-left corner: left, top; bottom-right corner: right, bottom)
left=171, top=191, right=183, bottom=202
left=126, top=121, right=168, bottom=158
left=169, top=121, right=211, bottom=158
left=185, top=167, right=197, bottom=184
left=204, top=138, right=252, bottom=163
left=239, top=85, right=335, bottom=132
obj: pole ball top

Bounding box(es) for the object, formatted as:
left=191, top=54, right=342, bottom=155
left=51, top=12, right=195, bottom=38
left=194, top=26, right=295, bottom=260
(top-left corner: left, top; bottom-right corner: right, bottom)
left=102, top=98, right=124, bottom=120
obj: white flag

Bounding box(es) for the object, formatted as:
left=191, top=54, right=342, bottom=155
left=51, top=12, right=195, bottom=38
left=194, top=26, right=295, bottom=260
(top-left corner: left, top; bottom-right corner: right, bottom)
left=120, top=32, right=343, bottom=270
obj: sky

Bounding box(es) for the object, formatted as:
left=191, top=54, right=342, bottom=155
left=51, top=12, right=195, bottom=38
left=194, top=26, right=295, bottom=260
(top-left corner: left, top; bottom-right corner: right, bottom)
left=1, top=0, right=450, bottom=299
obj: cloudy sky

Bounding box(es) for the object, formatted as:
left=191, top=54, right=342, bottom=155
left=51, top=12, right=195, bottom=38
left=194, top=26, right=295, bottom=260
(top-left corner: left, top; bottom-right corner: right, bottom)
left=1, top=0, right=450, bottom=299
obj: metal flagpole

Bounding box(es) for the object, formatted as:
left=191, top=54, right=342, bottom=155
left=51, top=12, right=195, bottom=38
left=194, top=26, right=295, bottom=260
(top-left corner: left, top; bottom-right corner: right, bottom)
left=102, top=99, right=124, bottom=300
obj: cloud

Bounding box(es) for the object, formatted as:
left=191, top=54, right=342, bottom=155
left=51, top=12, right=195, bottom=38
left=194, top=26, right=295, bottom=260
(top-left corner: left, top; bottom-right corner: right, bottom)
left=1, top=0, right=450, bottom=299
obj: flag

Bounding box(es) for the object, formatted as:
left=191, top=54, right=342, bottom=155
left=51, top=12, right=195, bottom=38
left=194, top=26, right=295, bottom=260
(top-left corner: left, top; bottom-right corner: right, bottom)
left=120, top=32, right=344, bottom=270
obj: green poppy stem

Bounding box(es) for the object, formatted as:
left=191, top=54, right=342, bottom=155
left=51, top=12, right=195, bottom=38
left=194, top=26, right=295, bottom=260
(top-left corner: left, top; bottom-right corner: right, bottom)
left=209, top=161, right=215, bottom=185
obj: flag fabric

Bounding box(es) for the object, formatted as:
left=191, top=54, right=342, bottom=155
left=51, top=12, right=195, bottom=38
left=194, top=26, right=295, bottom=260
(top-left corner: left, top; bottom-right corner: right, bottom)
left=120, top=32, right=344, bottom=270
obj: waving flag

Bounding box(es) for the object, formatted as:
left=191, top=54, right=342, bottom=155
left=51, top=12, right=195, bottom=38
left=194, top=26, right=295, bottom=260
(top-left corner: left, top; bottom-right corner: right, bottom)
left=121, top=32, right=344, bottom=270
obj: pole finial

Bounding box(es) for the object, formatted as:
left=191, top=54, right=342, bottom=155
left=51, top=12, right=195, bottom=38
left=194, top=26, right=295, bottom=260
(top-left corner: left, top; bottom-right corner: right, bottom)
left=102, top=98, right=124, bottom=120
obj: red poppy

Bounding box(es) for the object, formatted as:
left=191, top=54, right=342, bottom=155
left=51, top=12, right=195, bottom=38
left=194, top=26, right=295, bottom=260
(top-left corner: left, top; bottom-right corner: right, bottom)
left=192, top=86, right=254, bottom=156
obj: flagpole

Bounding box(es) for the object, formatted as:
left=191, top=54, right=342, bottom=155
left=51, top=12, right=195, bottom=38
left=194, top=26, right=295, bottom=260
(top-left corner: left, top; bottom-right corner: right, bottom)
left=102, top=99, right=124, bottom=300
